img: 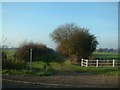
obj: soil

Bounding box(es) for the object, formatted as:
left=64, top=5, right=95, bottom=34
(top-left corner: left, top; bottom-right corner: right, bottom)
left=2, top=73, right=119, bottom=88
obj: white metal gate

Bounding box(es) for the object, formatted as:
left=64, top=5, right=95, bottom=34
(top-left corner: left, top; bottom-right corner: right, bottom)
left=81, top=58, right=116, bottom=67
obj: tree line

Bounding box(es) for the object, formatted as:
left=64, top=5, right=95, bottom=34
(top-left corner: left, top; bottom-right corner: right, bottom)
left=96, top=48, right=118, bottom=52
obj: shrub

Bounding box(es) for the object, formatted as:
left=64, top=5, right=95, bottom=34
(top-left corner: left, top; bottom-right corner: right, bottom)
left=15, top=41, right=54, bottom=62
left=2, top=59, right=28, bottom=70
left=39, top=52, right=63, bottom=62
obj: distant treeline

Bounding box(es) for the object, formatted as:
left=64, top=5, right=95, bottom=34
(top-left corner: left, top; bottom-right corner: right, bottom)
left=95, top=48, right=119, bottom=52
left=0, top=47, right=119, bottom=53
left=0, top=47, right=17, bottom=51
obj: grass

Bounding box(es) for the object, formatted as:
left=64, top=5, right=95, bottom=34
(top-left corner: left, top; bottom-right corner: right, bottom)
left=31, top=61, right=55, bottom=76
left=2, top=60, right=119, bottom=76
left=0, top=49, right=16, bottom=55
left=0, top=70, right=2, bottom=74
left=6, top=49, right=16, bottom=55
left=2, top=50, right=119, bottom=76
left=2, top=69, right=30, bottom=75
left=31, top=61, right=119, bottom=76
left=92, top=52, right=119, bottom=60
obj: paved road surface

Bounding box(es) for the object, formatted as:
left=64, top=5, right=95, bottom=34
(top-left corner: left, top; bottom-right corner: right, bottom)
left=2, top=74, right=119, bottom=88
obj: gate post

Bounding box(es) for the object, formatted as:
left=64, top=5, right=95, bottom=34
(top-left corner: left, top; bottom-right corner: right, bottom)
left=81, top=58, right=83, bottom=66
left=86, top=59, right=88, bottom=67
left=113, top=59, right=115, bottom=67
left=96, top=59, right=98, bottom=67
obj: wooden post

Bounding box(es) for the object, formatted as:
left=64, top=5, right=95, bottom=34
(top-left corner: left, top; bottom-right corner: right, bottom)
left=113, top=59, right=115, bottom=67
left=96, top=59, right=98, bottom=67
left=30, top=48, right=32, bottom=72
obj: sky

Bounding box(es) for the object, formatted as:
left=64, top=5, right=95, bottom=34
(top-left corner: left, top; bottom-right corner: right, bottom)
left=1, top=2, right=118, bottom=49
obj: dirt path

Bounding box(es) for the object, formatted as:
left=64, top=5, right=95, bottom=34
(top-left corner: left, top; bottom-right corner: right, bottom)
left=2, top=74, right=119, bottom=88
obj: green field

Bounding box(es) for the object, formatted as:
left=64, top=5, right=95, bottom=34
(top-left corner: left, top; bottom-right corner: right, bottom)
left=3, top=49, right=119, bottom=60
left=2, top=49, right=16, bottom=55
left=91, top=52, right=119, bottom=60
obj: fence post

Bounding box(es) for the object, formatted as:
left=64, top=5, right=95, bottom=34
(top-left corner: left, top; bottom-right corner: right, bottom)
left=86, top=59, right=88, bottom=67
left=96, top=59, right=98, bottom=67
left=81, top=58, right=83, bottom=66
left=113, top=59, right=115, bottom=67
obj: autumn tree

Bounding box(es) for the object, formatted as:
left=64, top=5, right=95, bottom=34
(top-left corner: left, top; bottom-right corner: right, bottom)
left=50, top=23, right=98, bottom=63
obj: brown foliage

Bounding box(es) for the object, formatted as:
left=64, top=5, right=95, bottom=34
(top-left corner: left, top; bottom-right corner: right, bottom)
left=50, top=23, right=98, bottom=61
left=15, top=41, right=52, bottom=62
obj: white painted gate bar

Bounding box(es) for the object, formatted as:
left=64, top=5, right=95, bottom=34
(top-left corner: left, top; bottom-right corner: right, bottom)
left=81, top=59, right=116, bottom=67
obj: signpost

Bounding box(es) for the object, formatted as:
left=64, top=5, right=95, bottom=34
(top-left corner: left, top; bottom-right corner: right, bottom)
left=30, top=48, right=32, bottom=72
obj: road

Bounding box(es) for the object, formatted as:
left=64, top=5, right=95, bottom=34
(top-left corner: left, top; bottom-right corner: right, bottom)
left=2, top=74, right=119, bottom=88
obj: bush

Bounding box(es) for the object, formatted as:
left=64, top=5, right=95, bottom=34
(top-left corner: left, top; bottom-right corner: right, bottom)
left=15, top=41, right=54, bottom=62
left=39, top=52, right=63, bottom=62
left=2, top=59, right=28, bottom=70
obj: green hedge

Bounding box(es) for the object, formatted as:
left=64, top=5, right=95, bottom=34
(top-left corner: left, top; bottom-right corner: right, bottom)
left=2, top=59, right=28, bottom=70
